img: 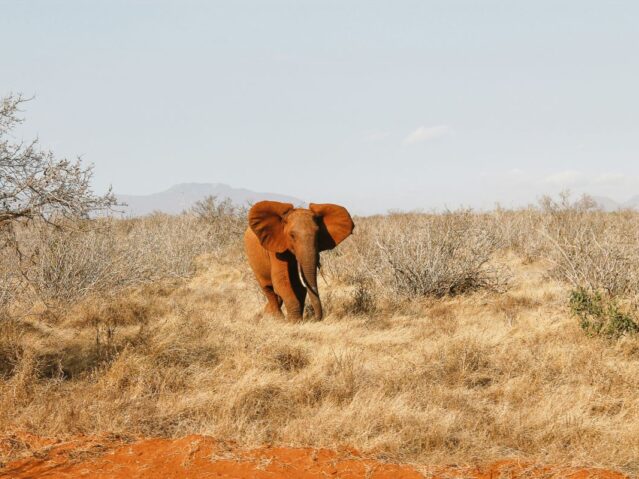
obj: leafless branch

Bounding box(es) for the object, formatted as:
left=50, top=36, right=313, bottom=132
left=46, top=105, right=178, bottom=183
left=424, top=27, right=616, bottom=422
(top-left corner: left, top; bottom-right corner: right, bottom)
left=0, top=93, right=116, bottom=229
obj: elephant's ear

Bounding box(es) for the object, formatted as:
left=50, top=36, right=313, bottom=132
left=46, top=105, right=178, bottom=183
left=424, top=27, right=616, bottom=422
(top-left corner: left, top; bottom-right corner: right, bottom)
left=249, top=201, right=294, bottom=253
left=309, top=203, right=355, bottom=251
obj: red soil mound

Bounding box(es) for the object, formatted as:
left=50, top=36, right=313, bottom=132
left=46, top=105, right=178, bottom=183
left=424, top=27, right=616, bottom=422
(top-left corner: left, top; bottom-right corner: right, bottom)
left=0, top=434, right=628, bottom=479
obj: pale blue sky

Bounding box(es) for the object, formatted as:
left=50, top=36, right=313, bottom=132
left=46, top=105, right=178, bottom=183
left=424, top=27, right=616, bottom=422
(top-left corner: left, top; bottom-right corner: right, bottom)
left=2, top=1, right=638, bottom=213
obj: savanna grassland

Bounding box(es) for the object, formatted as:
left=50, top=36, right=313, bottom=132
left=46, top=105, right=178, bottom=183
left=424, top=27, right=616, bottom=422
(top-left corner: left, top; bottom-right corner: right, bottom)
left=2, top=195, right=639, bottom=476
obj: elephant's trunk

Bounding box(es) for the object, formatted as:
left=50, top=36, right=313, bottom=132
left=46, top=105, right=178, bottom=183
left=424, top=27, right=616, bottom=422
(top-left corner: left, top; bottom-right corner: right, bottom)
left=297, top=251, right=323, bottom=321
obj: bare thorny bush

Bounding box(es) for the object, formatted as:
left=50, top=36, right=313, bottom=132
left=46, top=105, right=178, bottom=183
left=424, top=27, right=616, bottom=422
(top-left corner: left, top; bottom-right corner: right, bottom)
left=376, top=211, right=507, bottom=297
left=1, top=93, right=116, bottom=315
left=323, top=210, right=508, bottom=309
left=538, top=195, right=639, bottom=337
left=190, top=194, right=248, bottom=224
left=0, top=94, right=115, bottom=225
left=0, top=212, right=245, bottom=319
left=480, top=192, right=639, bottom=299
left=14, top=212, right=245, bottom=305
left=539, top=194, right=639, bottom=298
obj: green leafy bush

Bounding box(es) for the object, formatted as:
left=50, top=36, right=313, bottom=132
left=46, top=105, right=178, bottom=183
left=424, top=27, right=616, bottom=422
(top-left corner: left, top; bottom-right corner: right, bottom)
left=569, top=288, right=639, bottom=339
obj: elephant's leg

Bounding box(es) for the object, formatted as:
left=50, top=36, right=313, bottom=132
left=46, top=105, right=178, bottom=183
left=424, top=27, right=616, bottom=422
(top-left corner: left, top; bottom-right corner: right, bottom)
left=282, top=296, right=303, bottom=321
left=271, top=255, right=306, bottom=322
left=262, top=285, right=284, bottom=318
left=245, top=229, right=280, bottom=317
left=275, top=281, right=303, bottom=321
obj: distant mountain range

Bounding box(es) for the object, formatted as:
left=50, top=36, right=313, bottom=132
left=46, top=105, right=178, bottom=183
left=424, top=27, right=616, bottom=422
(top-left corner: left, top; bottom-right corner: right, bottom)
left=591, top=195, right=639, bottom=212
left=115, top=183, right=305, bottom=217
left=113, top=184, right=639, bottom=217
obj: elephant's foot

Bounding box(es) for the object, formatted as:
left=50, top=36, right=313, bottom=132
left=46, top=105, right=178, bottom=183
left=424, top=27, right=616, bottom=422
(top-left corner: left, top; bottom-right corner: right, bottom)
left=263, top=305, right=284, bottom=319
left=286, top=313, right=303, bottom=323
left=260, top=286, right=284, bottom=319
left=283, top=303, right=304, bottom=323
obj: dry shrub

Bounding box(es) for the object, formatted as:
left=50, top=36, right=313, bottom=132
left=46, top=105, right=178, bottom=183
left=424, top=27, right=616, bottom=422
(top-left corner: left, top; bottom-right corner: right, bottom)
left=534, top=194, right=639, bottom=339
left=491, top=193, right=639, bottom=299
left=499, top=214, right=540, bottom=262
left=0, top=319, right=25, bottom=378
left=325, top=282, right=379, bottom=319
left=13, top=212, right=244, bottom=304
left=543, top=209, right=639, bottom=297
left=345, top=281, right=377, bottom=316
left=190, top=195, right=248, bottom=228
left=489, top=196, right=601, bottom=264
left=0, top=270, right=18, bottom=314
left=0, top=230, right=24, bottom=318
left=376, top=211, right=506, bottom=297
left=324, top=210, right=508, bottom=301
left=22, top=221, right=136, bottom=303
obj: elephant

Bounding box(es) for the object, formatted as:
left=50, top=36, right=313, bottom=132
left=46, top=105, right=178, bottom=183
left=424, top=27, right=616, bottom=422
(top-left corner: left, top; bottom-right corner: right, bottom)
left=244, top=201, right=354, bottom=321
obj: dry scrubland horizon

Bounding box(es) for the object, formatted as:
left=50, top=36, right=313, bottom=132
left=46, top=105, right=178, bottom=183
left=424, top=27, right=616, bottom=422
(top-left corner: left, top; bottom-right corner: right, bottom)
left=3, top=196, right=639, bottom=474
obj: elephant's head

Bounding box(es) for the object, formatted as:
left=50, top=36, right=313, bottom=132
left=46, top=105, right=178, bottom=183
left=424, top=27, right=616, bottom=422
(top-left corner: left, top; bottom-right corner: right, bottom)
left=248, top=201, right=354, bottom=320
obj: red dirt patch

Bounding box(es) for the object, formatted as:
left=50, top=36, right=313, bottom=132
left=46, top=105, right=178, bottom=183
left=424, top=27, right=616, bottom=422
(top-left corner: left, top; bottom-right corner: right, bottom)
left=0, top=434, right=628, bottom=479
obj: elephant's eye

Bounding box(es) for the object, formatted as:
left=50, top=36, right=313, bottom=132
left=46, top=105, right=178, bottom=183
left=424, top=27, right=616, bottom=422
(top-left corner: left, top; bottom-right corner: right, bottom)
left=289, top=232, right=296, bottom=240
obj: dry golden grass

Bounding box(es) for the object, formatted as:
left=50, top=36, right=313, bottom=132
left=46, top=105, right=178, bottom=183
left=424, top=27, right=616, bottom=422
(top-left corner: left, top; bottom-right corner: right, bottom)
left=2, top=205, right=639, bottom=475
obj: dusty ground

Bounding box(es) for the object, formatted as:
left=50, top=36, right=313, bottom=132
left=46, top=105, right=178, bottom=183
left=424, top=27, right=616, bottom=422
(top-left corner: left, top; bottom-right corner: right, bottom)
left=0, top=433, right=628, bottom=479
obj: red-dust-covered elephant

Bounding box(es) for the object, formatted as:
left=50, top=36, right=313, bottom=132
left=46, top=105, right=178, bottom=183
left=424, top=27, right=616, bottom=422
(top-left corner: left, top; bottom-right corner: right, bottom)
left=244, top=201, right=354, bottom=321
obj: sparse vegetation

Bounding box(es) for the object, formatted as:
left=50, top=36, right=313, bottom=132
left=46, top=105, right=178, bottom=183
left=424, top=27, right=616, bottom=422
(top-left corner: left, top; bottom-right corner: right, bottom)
left=17, top=214, right=243, bottom=304
left=190, top=194, right=247, bottom=222
left=3, top=189, right=639, bottom=474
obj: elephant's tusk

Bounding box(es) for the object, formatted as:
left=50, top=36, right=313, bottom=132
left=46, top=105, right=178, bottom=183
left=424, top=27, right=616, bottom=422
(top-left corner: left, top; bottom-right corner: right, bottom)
left=297, top=261, right=308, bottom=289
left=297, top=261, right=320, bottom=297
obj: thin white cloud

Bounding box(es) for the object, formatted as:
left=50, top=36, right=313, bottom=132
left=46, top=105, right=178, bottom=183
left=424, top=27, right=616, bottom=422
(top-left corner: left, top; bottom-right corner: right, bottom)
left=403, top=125, right=451, bottom=145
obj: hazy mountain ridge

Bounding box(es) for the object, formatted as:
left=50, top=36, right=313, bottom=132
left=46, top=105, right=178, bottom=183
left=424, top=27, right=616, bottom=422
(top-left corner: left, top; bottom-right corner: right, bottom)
left=116, top=183, right=305, bottom=217
left=114, top=184, right=639, bottom=217
left=591, top=195, right=639, bottom=212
